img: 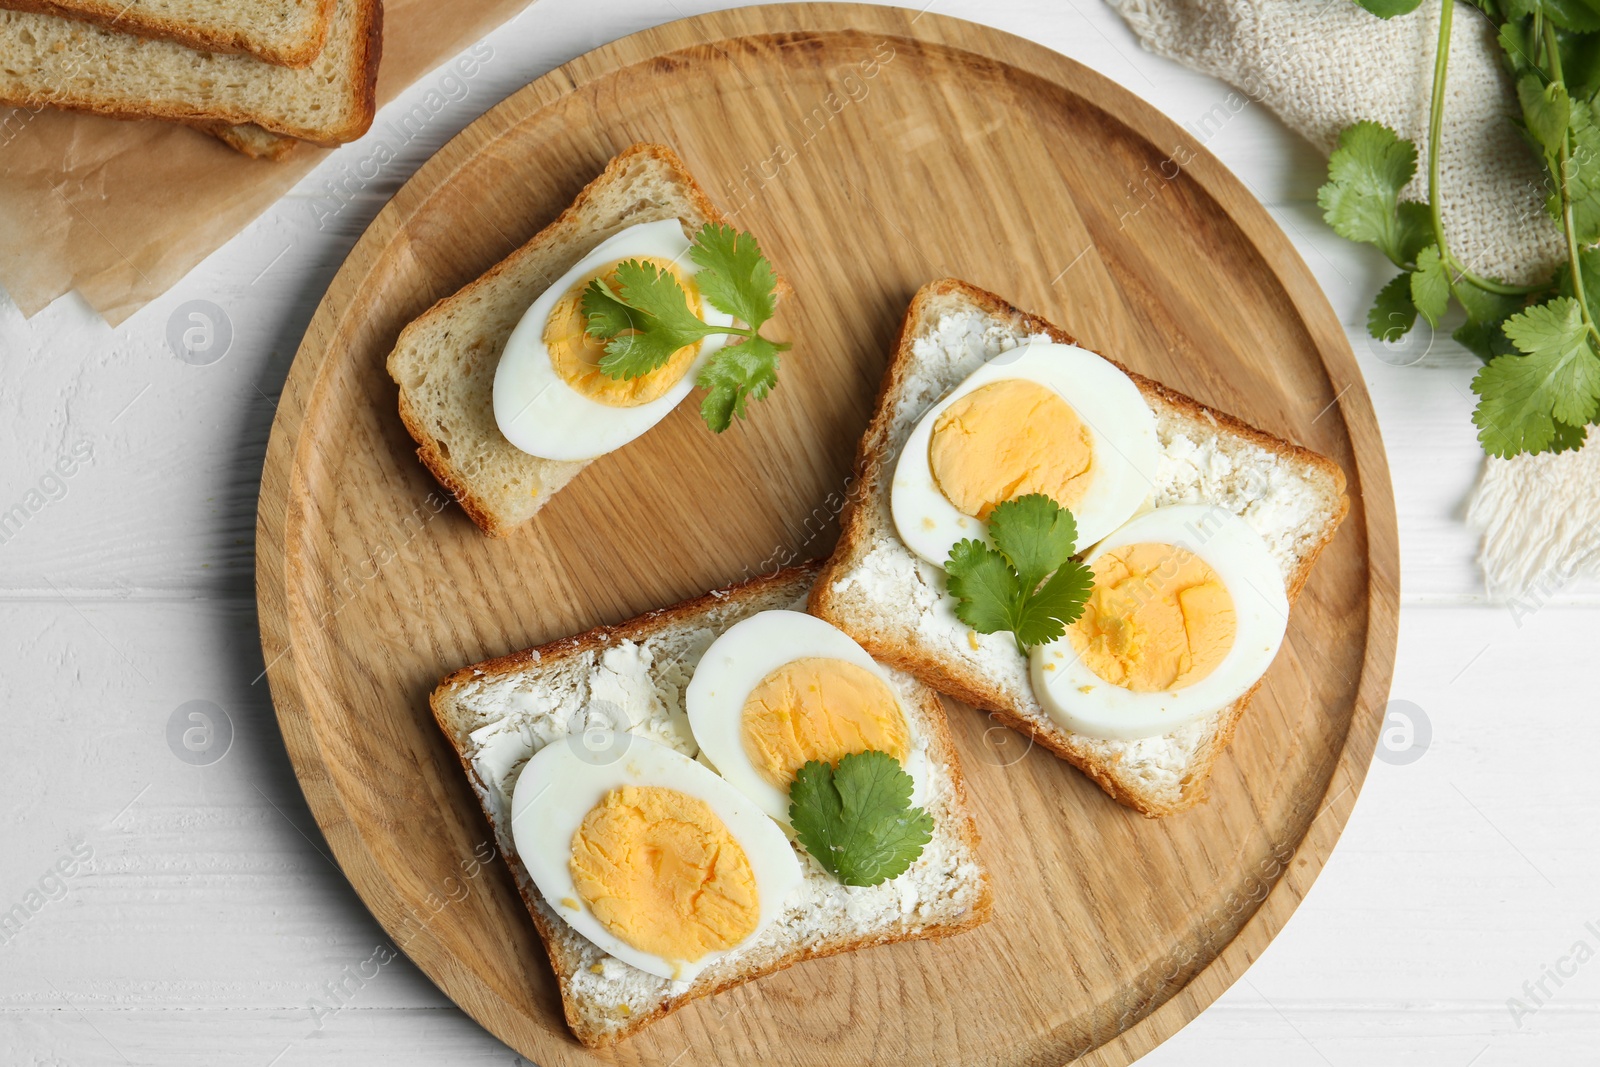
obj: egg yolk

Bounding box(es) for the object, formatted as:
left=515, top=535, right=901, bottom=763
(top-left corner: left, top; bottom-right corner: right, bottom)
left=928, top=378, right=1095, bottom=520
left=543, top=256, right=703, bottom=407
left=568, top=785, right=759, bottom=965
left=740, top=657, right=909, bottom=788
left=1067, top=542, right=1237, bottom=692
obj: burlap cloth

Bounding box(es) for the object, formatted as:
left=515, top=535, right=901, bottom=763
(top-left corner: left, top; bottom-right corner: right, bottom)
left=1110, top=0, right=1600, bottom=598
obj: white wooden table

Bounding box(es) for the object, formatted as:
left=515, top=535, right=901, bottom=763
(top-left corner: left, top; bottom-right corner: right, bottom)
left=3, top=0, right=1595, bottom=1063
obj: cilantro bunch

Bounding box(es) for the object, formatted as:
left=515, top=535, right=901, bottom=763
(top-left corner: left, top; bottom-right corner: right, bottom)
left=1324, top=0, right=1600, bottom=457
left=943, top=494, right=1095, bottom=656
left=789, top=750, right=933, bottom=887
left=581, top=222, right=788, bottom=433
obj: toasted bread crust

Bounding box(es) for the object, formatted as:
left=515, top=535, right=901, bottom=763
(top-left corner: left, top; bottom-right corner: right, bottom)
left=431, top=564, right=992, bottom=1046
left=388, top=142, right=790, bottom=538
left=0, top=0, right=337, bottom=66
left=191, top=121, right=303, bottom=160
left=434, top=564, right=825, bottom=691
left=346, top=0, right=383, bottom=143
left=395, top=390, right=514, bottom=538
left=0, top=0, right=381, bottom=145
left=811, top=279, right=1349, bottom=818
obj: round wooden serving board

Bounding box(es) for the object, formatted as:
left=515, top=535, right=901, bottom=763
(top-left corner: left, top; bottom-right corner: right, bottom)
left=257, top=6, right=1399, bottom=1064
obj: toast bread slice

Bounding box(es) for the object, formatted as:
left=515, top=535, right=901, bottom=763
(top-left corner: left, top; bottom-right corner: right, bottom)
left=387, top=143, right=785, bottom=537
left=431, top=563, right=992, bottom=1046
left=0, top=0, right=336, bottom=67
left=0, top=0, right=380, bottom=145
left=195, top=120, right=301, bottom=160
left=810, top=279, right=1349, bottom=818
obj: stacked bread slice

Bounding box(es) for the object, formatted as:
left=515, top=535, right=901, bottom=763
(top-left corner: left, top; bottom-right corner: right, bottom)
left=0, top=0, right=381, bottom=158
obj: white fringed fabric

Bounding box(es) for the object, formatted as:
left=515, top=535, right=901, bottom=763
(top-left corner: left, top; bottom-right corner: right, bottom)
left=1466, top=447, right=1600, bottom=600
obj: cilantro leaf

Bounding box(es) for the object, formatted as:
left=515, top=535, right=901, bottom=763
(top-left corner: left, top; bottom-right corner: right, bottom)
left=1368, top=272, right=1418, bottom=342
left=610, top=258, right=711, bottom=336
left=1454, top=318, right=1511, bottom=363
left=944, top=539, right=1019, bottom=635
left=789, top=751, right=932, bottom=887
left=696, top=335, right=781, bottom=432
left=1410, top=245, right=1451, bottom=328
left=579, top=277, right=638, bottom=339
left=987, top=494, right=1078, bottom=590
left=1472, top=297, right=1600, bottom=456
left=1501, top=298, right=1600, bottom=426
left=595, top=260, right=719, bottom=380
left=1518, top=74, right=1571, bottom=160
left=1394, top=201, right=1435, bottom=265
left=599, top=329, right=701, bottom=380
left=1318, top=122, right=1427, bottom=266
left=943, top=495, right=1093, bottom=655
left=1559, top=101, right=1600, bottom=246
left=689, top=223, right=777, bottom=330
left=1452, top=283, right=1522, bottom=362
left=1543, top=0, right=1600, bottom=33
left=1558, top=25, right=1600, bottom=101
left=1499, top=19, right=1535, bottom=76
left=1551, top=418, right=1591, bottom=453
left=1014, top=560, right=1095, bottom=649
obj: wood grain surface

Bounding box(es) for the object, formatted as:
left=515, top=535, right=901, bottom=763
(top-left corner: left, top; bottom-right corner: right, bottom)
left=254, top=5, right=1400, bottom=1064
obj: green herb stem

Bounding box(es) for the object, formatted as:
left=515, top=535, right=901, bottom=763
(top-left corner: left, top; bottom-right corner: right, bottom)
left=1540, top=21, right=1566, bottom=145
left=1541, top=17, right=1600, bottom=345
left=1444, top=262, right=1544, bottom=296
left=1426, top=0, right=1452, bottom=264
left=719, top=325, right=792, bottom=349
left=1423, top=2, right=1544, bottom=300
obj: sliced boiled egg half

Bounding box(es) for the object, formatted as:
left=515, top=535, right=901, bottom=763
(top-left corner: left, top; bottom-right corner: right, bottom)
left=493, top=218, right=735, bottom=462
left=685, top=610, right=928, bottom=830
left=510, top=734, right=801, bottom=982
left=890, top=340, right=1159, bottom=566
left=1030, top=504, right=1290, bottom=741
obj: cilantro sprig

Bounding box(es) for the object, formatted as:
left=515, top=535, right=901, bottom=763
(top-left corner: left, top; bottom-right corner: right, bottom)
left=579, top=222, right=789, bottom=433
left=788, top=750, right=933, bottom=887
left=1324, top=0, right=1600, bottom=458
left=943, top=494, right=1094, bottom=656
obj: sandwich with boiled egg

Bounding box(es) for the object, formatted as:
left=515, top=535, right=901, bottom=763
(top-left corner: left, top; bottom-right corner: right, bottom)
left=812, top=279, right=1348, bottom=818
left=431, top=563, right=990, bottom=1046
left=388, top=143, right=790, bottom=537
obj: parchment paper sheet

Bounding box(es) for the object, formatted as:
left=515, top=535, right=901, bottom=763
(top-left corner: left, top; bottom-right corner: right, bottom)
left=0, top=0, right=536, bottom=325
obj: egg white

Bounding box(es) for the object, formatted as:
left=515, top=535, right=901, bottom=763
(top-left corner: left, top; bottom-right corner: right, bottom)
left=684, top=610, right=929, bottom=830
left=1030, top=504, right=1290, bottom=741
left=889, top=340, right=1159, bottom=567
left=492, top=218, right=736, bottom=462
left=509, top=734, right=802, bottom=982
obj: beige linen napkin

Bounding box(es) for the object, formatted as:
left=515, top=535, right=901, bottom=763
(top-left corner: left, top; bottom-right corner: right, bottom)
left=1110, top=0, right=1600, bottom=598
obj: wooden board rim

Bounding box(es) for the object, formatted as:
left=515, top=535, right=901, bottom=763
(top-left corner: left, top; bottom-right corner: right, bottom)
left=255, top=5, right=1400, bottom=1064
